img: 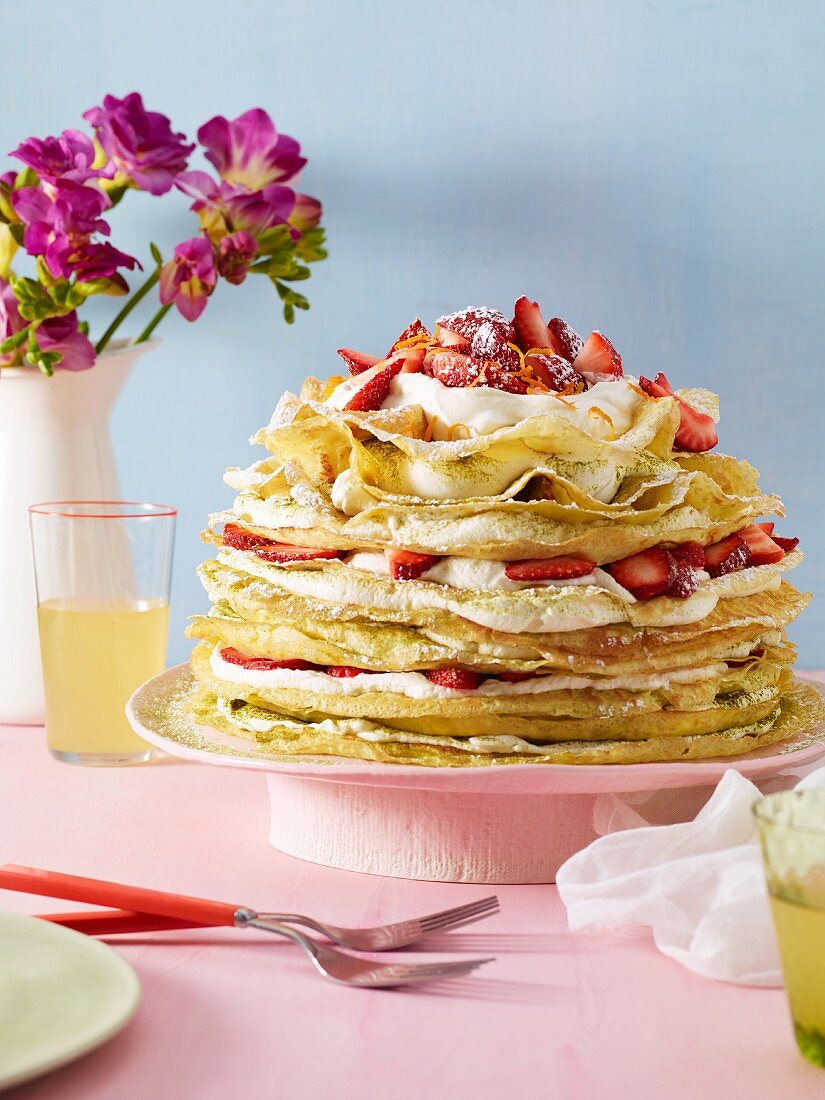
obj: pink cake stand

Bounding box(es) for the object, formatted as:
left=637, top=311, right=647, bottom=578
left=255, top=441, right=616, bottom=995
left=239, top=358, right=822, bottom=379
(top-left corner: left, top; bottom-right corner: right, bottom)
left=128, top=666, right=825, bottom=884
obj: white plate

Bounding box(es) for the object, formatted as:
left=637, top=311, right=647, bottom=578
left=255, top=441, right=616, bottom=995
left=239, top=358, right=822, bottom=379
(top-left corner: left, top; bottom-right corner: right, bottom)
left=0, top=912, right=140, bottom=1092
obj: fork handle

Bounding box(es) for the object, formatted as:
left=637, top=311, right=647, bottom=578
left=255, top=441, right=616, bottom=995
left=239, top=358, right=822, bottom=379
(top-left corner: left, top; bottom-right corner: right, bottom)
left=38, top=909, right=203, bottom=935
left=0, top=865, right=241, bottom=927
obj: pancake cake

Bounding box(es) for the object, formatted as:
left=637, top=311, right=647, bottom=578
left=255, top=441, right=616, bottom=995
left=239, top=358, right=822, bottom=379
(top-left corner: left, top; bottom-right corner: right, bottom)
left=187, top=297, right=823, bottom=765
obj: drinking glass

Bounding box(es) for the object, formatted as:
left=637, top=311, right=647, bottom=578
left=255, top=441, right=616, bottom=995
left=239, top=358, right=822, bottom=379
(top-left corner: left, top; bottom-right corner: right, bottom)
left=29, top=501, right=176, bottom=765
left=754, top=789, right=825, bottom=1069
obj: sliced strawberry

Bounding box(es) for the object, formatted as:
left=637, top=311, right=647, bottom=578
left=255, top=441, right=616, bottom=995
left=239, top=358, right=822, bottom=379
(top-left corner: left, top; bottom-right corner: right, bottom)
left=504, top=556, right=597, bottom=582
left=254, top=545, right=342, bottom=563
left=512, top=296, right=552, bottom=352
left=424, top=668, right=484, bottom=691
left=772, top=535, right=799, bottom=552
left=573, top=331, right=623, bottom=381
left=755, top=521, right=775, bottom=535
left=388, top=318, right=431, bottom=353
left=639, top=372, right=718, bottom=453
left=434, top=324, right=470, bottom=351
left=739, top=524, right=785, bottom=565
left=395, top=345, right=426, bottom=373
left=528, top=353, right=584, bottom=393
left=667, top=544, right=705, bottom=599
left=672, top=403, right=718, bottom=452
left=470, top=320, right=521, bottom=371
left=606, top=546, right=672, bottom=599
left=223, top=522, right=277, bottom=551
left=497, top=671, right=539, bottom=682
left=437, top=307, right=510, bottom=343
left=424, top=349, right=528, bottom=393
left=386, top=548, right=440, bottom=580
left=704, top=534, right=752, bottom=578
left=547, top=317, right=583, bottom=362
left=638, top=372, right=673, bottom=399
left=669, top=542, right=705, bottom=571
left=343, top=359, right=404, bottom=411
left=326, top=665, right=376, bottom=678
left=219, top=648, right=315, bottom=671
left=337, top=348, right=380, bottom=376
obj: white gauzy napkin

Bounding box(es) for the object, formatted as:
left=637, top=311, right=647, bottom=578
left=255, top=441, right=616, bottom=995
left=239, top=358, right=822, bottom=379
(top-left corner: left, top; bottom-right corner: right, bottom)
left=556, top=766, right=825, bottom=986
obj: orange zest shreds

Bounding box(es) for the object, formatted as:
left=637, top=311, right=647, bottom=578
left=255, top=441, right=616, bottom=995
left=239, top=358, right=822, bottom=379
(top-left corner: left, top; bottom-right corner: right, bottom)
left=447, top=422, right=471, bottom=441
left=396, top=333, right=432, bottom=350
left=507, top=342, right=526, bottom=370
left=588, top=406, right=616, bottom=439
left=554, top=395, right=577, bottom=408
left=626, top=382, right=647, bottom=397
left=422, top=416, right=438, bottom=442
left=322, top=375, right=346, bottom=399
left=525, top=346, right=557, bottom=357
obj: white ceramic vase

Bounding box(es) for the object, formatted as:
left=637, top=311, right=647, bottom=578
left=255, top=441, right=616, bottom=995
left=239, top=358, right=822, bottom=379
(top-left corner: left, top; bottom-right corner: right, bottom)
left=0, top=342, right=151, bottom=725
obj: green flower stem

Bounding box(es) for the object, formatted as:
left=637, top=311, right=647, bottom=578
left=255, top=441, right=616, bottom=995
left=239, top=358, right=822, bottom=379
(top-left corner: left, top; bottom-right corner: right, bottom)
left=94, top=267, right=161, bottom=354
left=134, top=302, right=173, bottom=345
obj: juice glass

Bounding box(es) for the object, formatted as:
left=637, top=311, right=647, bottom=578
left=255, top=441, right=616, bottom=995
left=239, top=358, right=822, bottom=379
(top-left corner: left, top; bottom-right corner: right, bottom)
left=29, top=501, right=176, bottom=765
left=754, top=789, right=825, bottom=1068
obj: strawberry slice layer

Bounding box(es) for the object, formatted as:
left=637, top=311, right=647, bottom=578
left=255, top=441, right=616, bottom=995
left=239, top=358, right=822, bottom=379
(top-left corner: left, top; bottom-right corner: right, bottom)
left=254, top=545, right=342, bottom=563
left=738, top=524, right=785, bottom=565
left=772, top=535, right=799, bottom=552
left=573, top=332, right=623, bottom=380
left=638, top=372, right=718, bottom=452
left=343, top=359, right=405, bottom=412
left=219, top=648, right=315, bottom=671
left=386, top=549, right=441, bottom=581
left=424, top=668, right=484, bottom=691
left=668, top=543, right=705, bottom=599
left=606, top=546, right=672, bottom=599
left=337, top=348, right=381, bottom=376
left=326, top=666, right=376, bottom=678
left=504, top=557, right=596, bottom=582
left=704, top=534, right=752, bottom=578
left=223, top=522, right=277, bottom=551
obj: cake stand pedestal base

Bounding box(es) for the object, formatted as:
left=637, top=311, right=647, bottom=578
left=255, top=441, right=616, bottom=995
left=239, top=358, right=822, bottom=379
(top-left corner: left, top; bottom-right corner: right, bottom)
left=265, top=775, right=724, bottom=883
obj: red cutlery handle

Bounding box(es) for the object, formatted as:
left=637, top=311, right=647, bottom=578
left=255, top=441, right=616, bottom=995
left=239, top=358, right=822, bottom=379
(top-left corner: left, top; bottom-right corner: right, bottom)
left=0, top=865, right=241, bottom=927
left=37, top=909, right=204, bottom=935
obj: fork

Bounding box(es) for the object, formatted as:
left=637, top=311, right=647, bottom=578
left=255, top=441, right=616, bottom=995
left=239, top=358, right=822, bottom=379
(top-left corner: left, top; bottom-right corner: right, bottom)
left=33, top=893, right=500, bottom=951
left=245, top=894, right=500, bottom=951
left=248, top=916, right=494, bottom=987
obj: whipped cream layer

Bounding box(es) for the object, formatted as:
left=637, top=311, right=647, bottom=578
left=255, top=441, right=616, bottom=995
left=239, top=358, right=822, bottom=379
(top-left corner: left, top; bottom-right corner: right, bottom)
left=210, top=645, right=729, bottom=700
left=378, top=374, right=644, bottom=440
left=214, top=546, right=796, bottom=635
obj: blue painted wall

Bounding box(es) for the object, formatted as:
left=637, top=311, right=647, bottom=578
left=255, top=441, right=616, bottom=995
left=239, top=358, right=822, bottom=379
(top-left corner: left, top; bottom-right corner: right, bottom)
left=2, top=0, right=823, bottom=664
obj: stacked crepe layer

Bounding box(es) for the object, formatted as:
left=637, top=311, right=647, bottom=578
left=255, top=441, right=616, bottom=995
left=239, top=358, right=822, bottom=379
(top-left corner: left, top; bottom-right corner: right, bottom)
left=188, top=374, right=821, bottom=766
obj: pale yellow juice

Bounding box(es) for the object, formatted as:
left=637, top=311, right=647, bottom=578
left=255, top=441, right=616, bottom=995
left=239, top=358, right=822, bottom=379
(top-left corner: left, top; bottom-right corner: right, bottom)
left=770, top=889, right=825, bottom=1067
left=37, top=599, right=169, bottom=759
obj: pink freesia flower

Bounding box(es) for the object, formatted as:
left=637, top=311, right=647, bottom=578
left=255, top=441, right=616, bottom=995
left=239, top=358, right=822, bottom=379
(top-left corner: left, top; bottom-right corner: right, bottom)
left=36, top=311, right=96, bottom=371
left=175, top=171, right=295, bottom=242
left=10, top=130, right=102, bottom=185
left=84, top=92, right=194, bottom=195
left=290, top=193, right=322, bottom=231
left=11, top=181, right=138, bottom=282
left=159, top=236, right=217, bottom=321
left=217, top=230, right=258, bottom=285
left=198, top=108, right=305, bottom=190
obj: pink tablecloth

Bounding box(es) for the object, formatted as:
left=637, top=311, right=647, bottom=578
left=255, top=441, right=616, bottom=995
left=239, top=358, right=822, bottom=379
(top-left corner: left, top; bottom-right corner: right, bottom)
left=1, top=715, right=823, bottom=1100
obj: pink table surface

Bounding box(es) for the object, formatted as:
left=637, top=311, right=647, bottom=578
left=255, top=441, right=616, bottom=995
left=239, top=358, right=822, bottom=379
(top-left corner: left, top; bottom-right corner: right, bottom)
left=2, top=689, right=825, bottom=1100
